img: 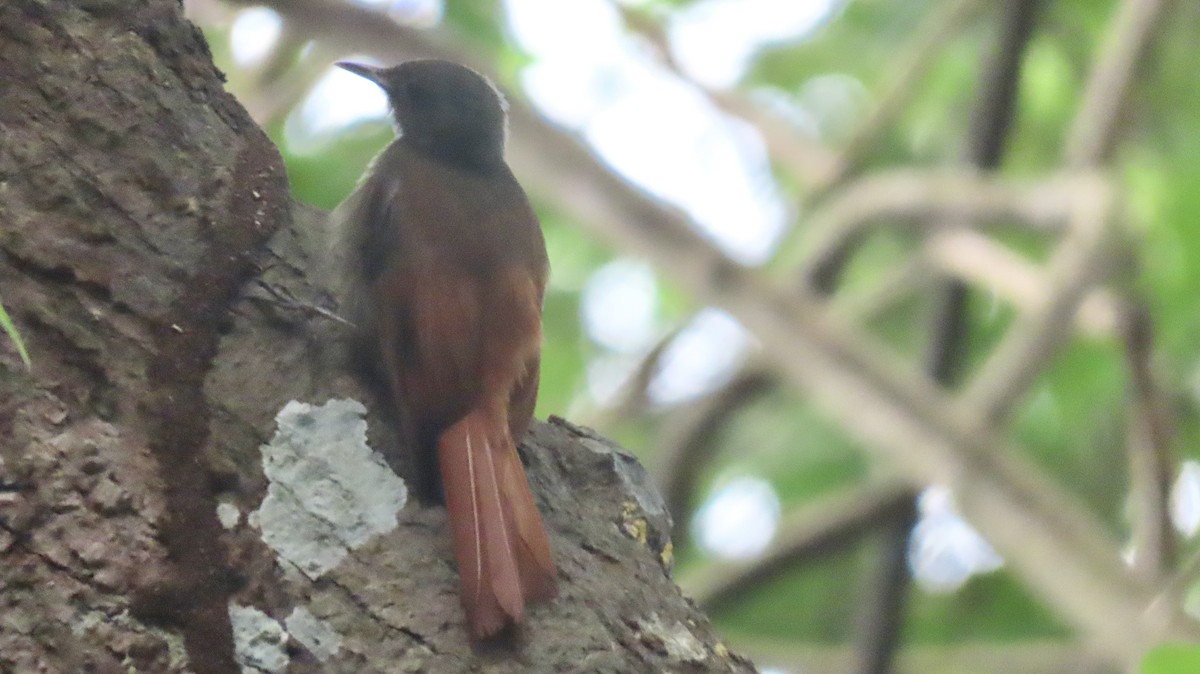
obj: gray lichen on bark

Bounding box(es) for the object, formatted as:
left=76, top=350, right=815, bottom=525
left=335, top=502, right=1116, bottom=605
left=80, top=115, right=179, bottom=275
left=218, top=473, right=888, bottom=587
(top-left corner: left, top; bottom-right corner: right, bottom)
left=250, top=399, right=407, bottom=580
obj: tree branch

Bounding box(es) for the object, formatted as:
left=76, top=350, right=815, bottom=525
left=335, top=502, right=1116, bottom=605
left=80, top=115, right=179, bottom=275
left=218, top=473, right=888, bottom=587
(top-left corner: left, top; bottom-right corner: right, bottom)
left=961, top=178, right=1120, bottom=424
left=826, top=0, right=987, bottom=189
left=1065, top=0, right=1171, bottom=166
left=853, top=494, right=918, bottom=674
left=797, top=169, right=1070, bottom=294
left=861, top=3, right=1042, bottom=669
left=579, top=322, right=685, bottom=430
left=1120, top=299, right=1176, bottom=582
left=923, top=230, right=1119, bottom=338
left=612, top=2, right=841, bottom=188
left=683, top=481, right=914, bottom=611
left=652, top=364, right=775, bottom=549
left=1062, top=0, right=1178, bottom=588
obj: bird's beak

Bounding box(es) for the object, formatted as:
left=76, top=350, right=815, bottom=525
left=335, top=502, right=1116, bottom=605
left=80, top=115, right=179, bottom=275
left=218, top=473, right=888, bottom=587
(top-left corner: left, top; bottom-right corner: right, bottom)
left=335, top=61, right=386, bottom=85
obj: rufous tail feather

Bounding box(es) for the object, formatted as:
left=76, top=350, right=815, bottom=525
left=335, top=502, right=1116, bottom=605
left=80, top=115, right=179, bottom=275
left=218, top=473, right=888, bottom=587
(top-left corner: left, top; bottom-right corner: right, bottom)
left=437, top=402, right=558, bottom=639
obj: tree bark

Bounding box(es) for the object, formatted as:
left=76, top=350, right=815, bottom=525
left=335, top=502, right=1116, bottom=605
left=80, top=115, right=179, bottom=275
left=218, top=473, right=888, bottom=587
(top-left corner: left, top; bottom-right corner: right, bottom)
left=0, top=3, right=752, bottom=672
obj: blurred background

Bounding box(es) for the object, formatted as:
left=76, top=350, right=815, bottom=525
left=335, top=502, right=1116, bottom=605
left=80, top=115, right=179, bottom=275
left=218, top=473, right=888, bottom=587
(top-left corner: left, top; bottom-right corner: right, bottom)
left=182, top=1, right=1200, bottom=672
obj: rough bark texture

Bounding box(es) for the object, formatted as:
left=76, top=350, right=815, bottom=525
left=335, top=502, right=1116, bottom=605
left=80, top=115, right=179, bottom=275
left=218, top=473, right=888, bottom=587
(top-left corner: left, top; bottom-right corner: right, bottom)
left=0, top=2, right=754, bottom=673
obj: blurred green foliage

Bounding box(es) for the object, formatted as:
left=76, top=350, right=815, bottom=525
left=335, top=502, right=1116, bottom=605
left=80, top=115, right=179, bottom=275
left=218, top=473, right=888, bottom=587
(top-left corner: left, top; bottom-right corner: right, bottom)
left=1142, top=644, right=1200, bottom=674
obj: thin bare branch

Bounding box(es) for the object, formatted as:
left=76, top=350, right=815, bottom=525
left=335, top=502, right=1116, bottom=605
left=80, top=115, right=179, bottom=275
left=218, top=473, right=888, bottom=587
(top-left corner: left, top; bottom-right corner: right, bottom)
left=961, top=177, right=1120, bottom=424
left=1157, top=545, right=1200, bottom=611
left=827, top=0, right=987, bottom=188
left=237, top=37, right=344, bottom=127
left=1061, top=0, right=1179, bottom=584
left=768, top=0, right=984, bottom=286
left=836, top=256, right=934, bottom=325
left=579, top=323, right=687, bottom=431
left=652, top=364, right=775, bottom=548
left=1056, top=0, right=1176, bottom=587
left=854, top=492, right=918, bottom=674
left=683, top=480, right=914, bottom=611
left=611, top=2, right=841, bottom=187
left=924, top=229, right=1120, bottom=337
left=1060, top=0, right=1178, bottom=591
left=864, top=2, right=1043, bottom=666
left=1121, top=299, right=1176, bottom=582
left=1065, top=0, right=1171, bottom=166
left=797, top=169, right=1073, bottom=293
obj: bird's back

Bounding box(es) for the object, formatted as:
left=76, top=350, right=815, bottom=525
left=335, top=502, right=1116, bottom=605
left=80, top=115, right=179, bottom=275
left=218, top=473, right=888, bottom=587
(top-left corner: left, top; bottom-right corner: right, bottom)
left=333, top=141, right=547, bottom=442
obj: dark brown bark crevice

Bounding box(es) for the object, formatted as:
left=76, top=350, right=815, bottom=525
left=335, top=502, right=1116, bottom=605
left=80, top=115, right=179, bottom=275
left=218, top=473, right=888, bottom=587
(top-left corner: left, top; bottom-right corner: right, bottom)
left=135, top=122, right=289, bottom=674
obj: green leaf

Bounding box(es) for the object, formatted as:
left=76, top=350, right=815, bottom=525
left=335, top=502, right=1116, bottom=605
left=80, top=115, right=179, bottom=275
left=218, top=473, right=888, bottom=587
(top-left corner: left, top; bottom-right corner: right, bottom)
left=1142, top=644, right=1200, bottom=674
left=0, top=298, right=31, bottom=369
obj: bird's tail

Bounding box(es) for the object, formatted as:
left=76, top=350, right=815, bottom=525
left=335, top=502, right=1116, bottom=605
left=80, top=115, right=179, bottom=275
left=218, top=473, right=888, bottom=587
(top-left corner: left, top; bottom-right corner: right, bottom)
left=437, top=401, right=557, bottom=640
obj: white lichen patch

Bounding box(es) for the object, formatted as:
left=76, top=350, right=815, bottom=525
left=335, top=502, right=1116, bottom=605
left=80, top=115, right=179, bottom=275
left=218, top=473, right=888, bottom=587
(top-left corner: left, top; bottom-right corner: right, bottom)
left=229, top=604, right=288, bottom=674
left=216, top=501, right=241, bottom=529
left=252, top=399, right=407, bottom=579
left=285, top=606, right=343, bottom=662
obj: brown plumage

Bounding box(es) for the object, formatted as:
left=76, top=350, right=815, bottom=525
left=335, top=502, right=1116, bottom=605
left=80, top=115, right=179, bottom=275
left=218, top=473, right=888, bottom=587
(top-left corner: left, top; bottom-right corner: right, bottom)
left=330, top=59, right=556, bottom=640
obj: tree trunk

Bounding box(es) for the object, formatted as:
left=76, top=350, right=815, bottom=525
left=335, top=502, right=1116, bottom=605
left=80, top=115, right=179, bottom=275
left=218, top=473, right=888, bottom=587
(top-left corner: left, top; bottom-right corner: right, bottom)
left=0, top=3, right=754, bottom=672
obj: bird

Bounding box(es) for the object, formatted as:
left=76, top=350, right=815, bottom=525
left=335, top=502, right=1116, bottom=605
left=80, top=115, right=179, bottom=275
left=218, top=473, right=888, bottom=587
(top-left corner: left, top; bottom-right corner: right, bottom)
left=328, top=58, right=557, bottom=641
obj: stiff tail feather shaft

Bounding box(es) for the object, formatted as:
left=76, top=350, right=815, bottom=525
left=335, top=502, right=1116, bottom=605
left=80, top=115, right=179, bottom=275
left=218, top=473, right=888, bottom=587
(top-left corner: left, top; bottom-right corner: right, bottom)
left=437, top=403, right=557, bottom=639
